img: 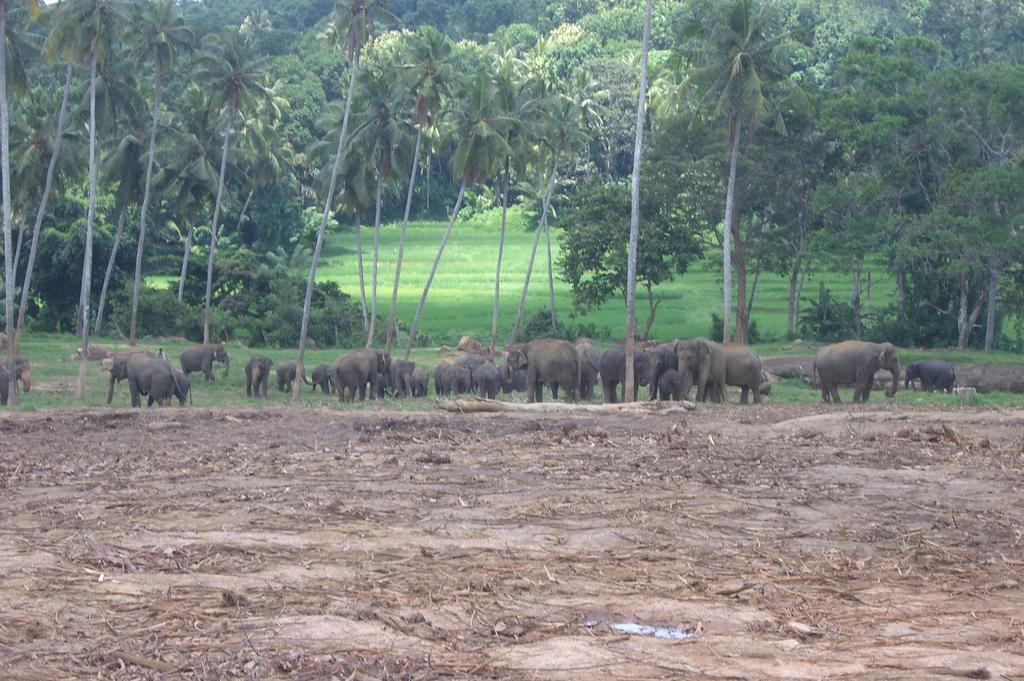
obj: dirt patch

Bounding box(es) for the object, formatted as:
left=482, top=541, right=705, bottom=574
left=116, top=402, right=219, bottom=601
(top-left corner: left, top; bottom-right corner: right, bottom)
left=1, top=404, right=1023, bottom=679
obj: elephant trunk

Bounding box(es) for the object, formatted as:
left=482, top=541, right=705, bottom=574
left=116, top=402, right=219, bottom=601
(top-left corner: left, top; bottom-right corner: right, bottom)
left=106, top=373, right=116, bottom=405
left=20, top=369, right=31, bottom=395
left=887, top=359, right=901, bottom=398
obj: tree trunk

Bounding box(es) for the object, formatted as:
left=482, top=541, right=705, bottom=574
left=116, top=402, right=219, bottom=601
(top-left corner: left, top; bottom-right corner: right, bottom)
left=640, top=284, right=659, bottom=341
left=129, top=66, right=163, bottom=347
left=75, top=50, right=100, bottom=401
left=957, top=272, right=969, bottom=350
left=721, top=115, right=742, bottom=344
left=202, top=108, right=235, bottom=344
left=404, top=181, right=467, bottom=359
left=894, top=264, right=906, bottom=316
left=385, top=128, right=422, bottom=356
left=424, top=152, right=431, bottom=214
left=544, top=201, right=557, bottom=334
left=786, top=256, right=801, bottom=338
left=94, top=208, right=127, bottom=335
left=624, top=0, right=654, bottom=404
left=0, top=0, right=15, bottom=404
left=508, top=158, right=558, bottom=348
left=355, top=216, right=367, bottom=333
left=294, top=57, right=359, bottom=399
left=366, top=173, right=383, bottom=347
left=746, top=267, right=761, bottom=319
left=177, top=224, right=194, bottom=303
left=733, top=221, right=748, bottom=345
left=16, top=64, right=72, bottom=350
left=984, top=264, right=999, bottom=351
left=851, top=271, right=862, bottom=341
left=11, top=217, right=24, bottom=280
left=233, top=189, right=253, bottom=239
left=490, top=156, right=510, bottom=352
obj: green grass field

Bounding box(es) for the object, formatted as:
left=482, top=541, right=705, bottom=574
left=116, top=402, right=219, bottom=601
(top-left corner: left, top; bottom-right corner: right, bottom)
left=301, top=210, right=899, bottom=344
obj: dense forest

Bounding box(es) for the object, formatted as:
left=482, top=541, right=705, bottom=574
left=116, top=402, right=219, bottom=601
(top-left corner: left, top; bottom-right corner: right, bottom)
left=2, top=0, right=1023, bottom=363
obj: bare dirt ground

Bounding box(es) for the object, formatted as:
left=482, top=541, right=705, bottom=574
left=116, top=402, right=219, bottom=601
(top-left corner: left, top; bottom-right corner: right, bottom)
left=1, top=403, right=1023, bottom=680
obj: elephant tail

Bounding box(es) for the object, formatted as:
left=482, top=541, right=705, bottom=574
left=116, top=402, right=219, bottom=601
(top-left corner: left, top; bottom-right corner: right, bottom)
left=171, top=371, right=189, bottom=407
left=302, top=370, right=312, bottom=386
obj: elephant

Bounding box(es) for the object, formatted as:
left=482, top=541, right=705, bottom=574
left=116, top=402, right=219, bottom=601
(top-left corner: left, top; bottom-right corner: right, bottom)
left=108, top=355, right=183, bottom=407
left=172, top=369, right=192, bottom=406
left=723, top=343, right=764, bottom=404
left=450, top=366, right=472, bottom=394
left=410, top=368, right=429, bottom=397
left=0, top=356, right=32, bottom=406
left=599, top=348, right=650, bottom=403
left=332, top=348, right=390, bottom=402
left=473, top=361, right=500, bottom=399
left=389, top=359, right=416, bottom=398
left=574, top=339, right=601, bottom=401
left=504, top=339, right=579, bottom=403
left=435, top=361, right=453, bottom=396
left=180, top=344, right=230, bottom=381
left=374, top=372, right=391, bottom=399
left=657, top=368, right=682, bottom=401
left=904, top=360, right=956, bottom=393
left=245, top=355, right=273, bottom=398
left=675, top=338, right=725, bottom=403
left=304, top=363, right=334, bottom=394
left=277, top=360, right=298, bottom=392
left=644, top=342, right=680, bottom=401
left=455, top=353, right=488, bottom=391
left=815, top=340, right=901, bottom=403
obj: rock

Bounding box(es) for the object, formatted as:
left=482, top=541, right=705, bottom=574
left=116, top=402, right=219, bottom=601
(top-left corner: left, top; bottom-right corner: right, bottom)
left=954, top=386, right=976, bottom=403
left=457, top=336, right=482, bottom=353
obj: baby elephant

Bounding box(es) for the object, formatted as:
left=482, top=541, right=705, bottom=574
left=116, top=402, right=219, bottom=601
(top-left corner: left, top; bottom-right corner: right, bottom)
left=904, top=360, right=956, bottom=393
left=245, top=355, right=273, bottom=398
left=473, top=361, right=501, bottom=399
left=657, top=368, right=682, bottom=401
left=277, top=360, right=298, bottom=392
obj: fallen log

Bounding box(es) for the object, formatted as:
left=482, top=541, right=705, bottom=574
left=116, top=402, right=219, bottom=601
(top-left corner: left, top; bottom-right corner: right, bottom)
left=436, top=397, right=695, bottom=414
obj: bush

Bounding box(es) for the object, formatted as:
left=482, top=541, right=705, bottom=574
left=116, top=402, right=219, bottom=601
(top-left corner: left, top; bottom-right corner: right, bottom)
left=798, top=284, right=856, bottom=343
left=519, top=308, right=610, bottom=344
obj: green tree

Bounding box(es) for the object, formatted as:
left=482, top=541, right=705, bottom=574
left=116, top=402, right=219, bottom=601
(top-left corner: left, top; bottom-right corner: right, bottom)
left=195, top=32, right=275, bottom=343
left=295, top=0, right=395, bottom=399
left=128, top=0, right=193, bottom=345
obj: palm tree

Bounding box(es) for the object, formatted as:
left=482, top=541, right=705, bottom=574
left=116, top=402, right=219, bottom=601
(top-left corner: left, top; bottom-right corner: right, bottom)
left=384, top=25, right=452, bottom=356
left=348, top=66, right=412, bottom=347
left=623, top=0, right=654, bottom=403
left=295, top=0, right=395, bottom=398
left=128, top=0, right=192, bottom=346
left=671, top=0, right=803, bottom=343
left=45, top=0, right=125, bottom=400
left=404, top=71, right=510, bottom=359
left=194, top=33, right=274, bottom=343
left=2, top=0, right=40, bottom=404
left=489, top=53, right=531, bottom=352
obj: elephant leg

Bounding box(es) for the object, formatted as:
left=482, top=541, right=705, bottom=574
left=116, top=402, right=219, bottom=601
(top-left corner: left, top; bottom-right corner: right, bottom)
left=551, top=383, right=559, bottom=400
left=740, top=386, right=749, bottom=404
left=129, top=382, right=141, bottom=408
left=752, top=384, right=762, bottom=404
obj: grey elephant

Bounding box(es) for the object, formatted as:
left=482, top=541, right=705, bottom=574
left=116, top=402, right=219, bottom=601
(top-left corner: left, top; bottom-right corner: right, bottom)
left=304, top=363, right=334, bottom=394
left=455, top=353, right=488, bottom=391
left=505, top=339, right=579, bottom=403
left=435, top=361, right=452, bottom=396
left=815, top=340, right=901, bottom=403
left=277, top=360, right=298, bottom=392
left=675, top=338, right=725, bottom=403
left=105, top=352, right=152, bottom=404
left=0, top=356, right=32, bottom=405
left=245, top=355, right=273, bottom=398
left=723, top=343, right=764, bottom=404
left=410, top=368, right=429, bottom=397
left=374, top=371, right=391, bottom=399
left=904, top=360, right=955, bottom=393
left=473, top=361, right=500, bottom=399
left=180, top=343, right=230, bottom=381
left=172, top=369, right=192, bottom=406
left=332, top=348, right=390, bottom=402
left=657, top=368, right=682, bottom=401
left=450, top=365, right=472, bottom=394
left=644, top=342, right=680, bottom=400
left=599, top=348, right=650, bottom=403
left=574, top=339, right=601, bottom=400
left=390, top=359, right=416, bottom=398
left=108, top=355, right=183, bottom=407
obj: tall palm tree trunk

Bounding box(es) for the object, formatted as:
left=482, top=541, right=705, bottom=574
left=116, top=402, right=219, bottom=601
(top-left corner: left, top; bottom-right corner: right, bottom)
left=129, top=67, right=163, bottom=346
left=294, top=58, right=358, bottom=399
left=623, top=0, right=654, bottom=403
left=12, top=219, right=24, bottom=278
left=544, top=209, right=557, bottom=333
left=16, top=65, right=72, bottom=349
left=507, top=159, right=557, bottom=348
left=384, top=129, right=422, bottom=356
left=366, top=174, right=383, bottom=346
left=490, top=157, right=510, bottom=352
left=94, top=208, right=127, bottom=335
left=721, top=116, right=742, bottom=344
left=202, top=111, right=234, bottom=344
left=177, top=224, right=194, bottom=303
left=355, top=216, right=367, bottom=332
left=404, top=181, right=467, bottom=359
left=75, top=51, right=100, bottom=401
left=0, top=0, right=15, bottom=404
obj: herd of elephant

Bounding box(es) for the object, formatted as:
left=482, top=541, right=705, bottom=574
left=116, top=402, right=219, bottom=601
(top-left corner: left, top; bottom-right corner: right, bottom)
left=0, top=337, right=958, bottom=408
